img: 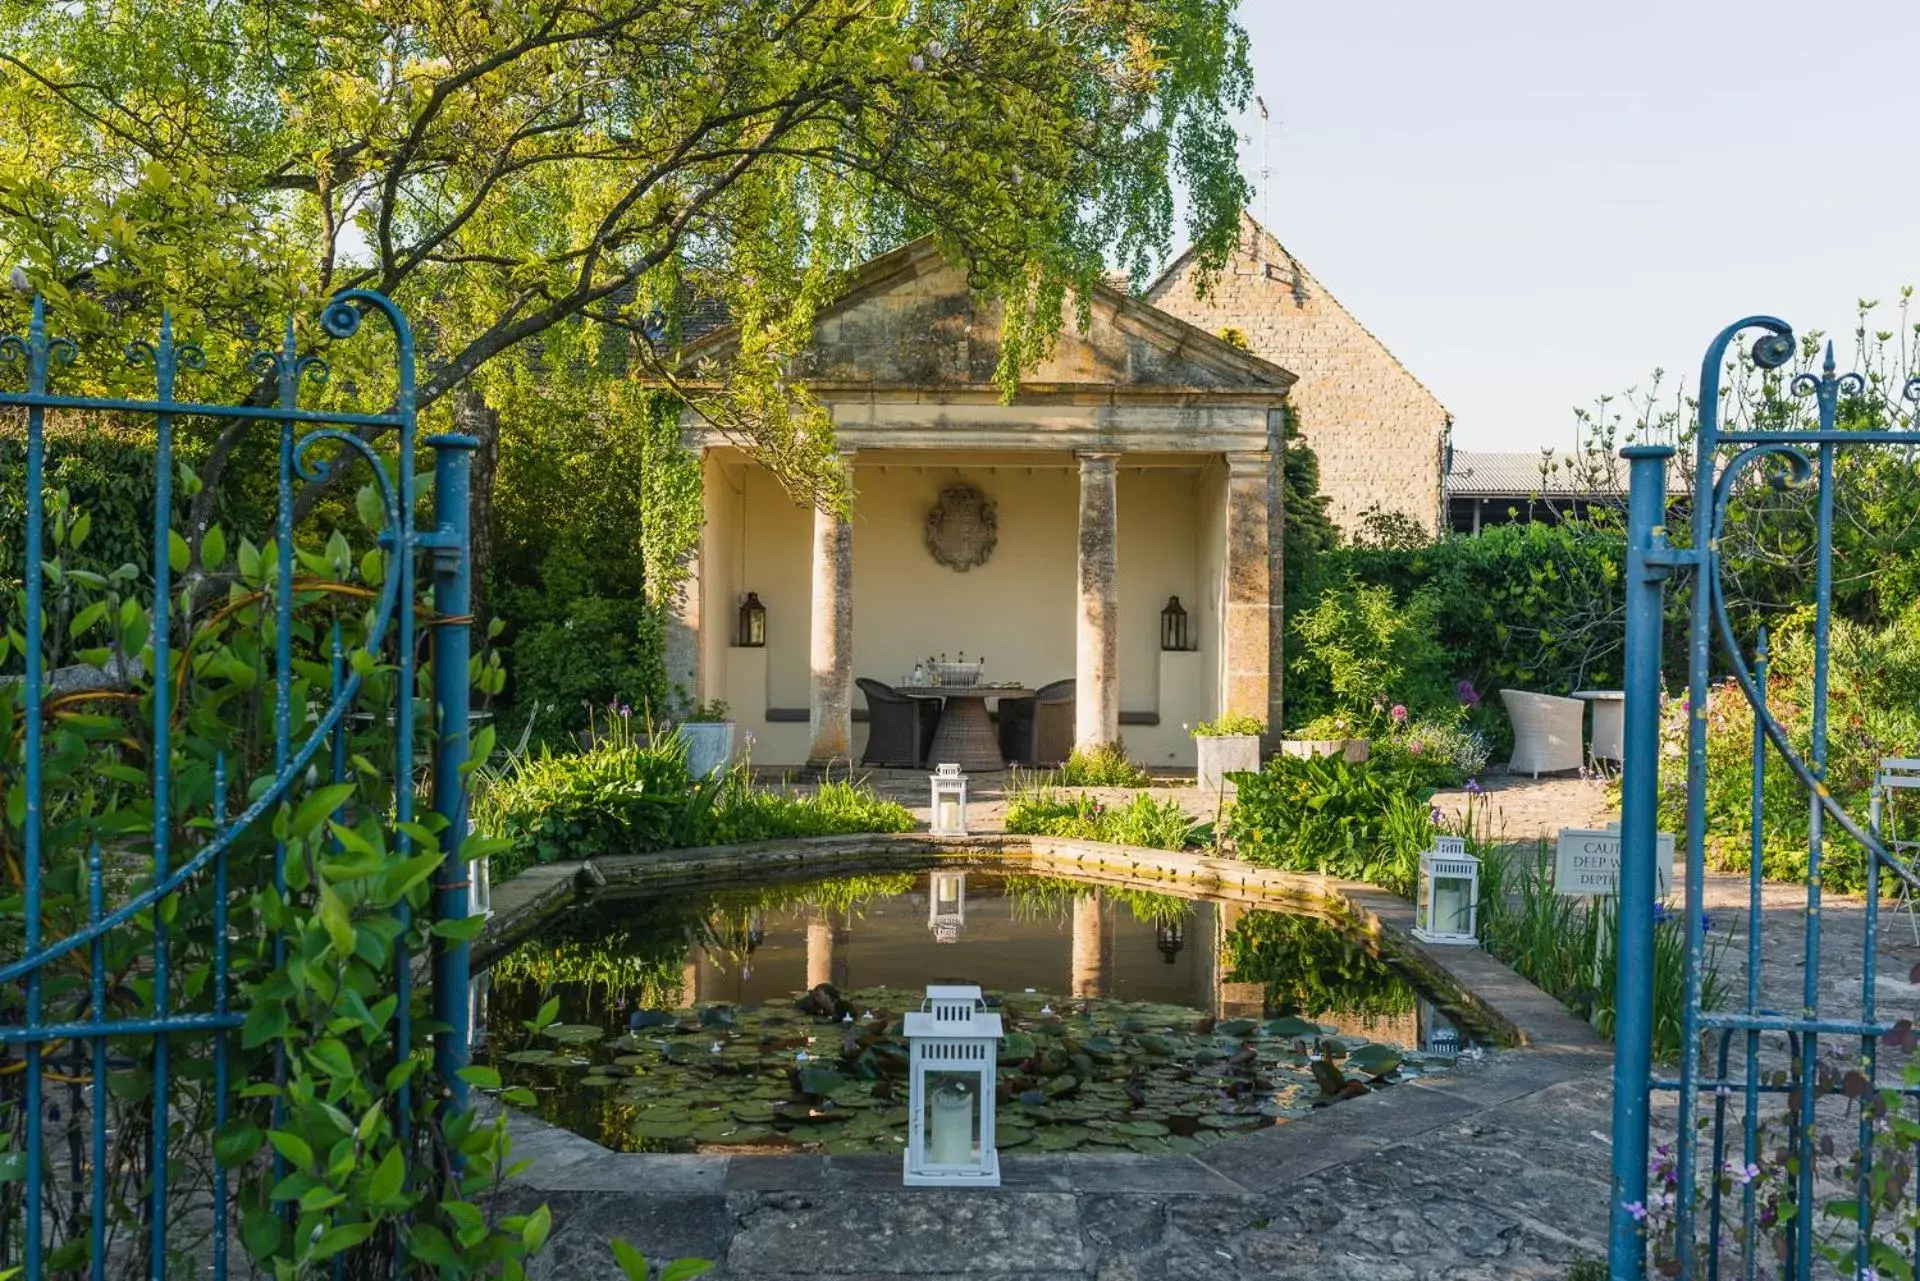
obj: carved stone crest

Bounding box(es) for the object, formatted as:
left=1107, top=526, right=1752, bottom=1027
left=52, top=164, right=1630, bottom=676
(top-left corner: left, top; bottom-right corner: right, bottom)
left=925, top=483, right=997, bottom=572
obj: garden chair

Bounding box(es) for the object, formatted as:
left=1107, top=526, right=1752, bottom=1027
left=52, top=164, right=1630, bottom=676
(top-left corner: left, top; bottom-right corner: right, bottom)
left=997, top=678, right=1076, bottom=767
left=1869, top=757, right=1920, bottom=945
left=1499, top=688, right=1585, bottom=777
left=857, top=678, right=941, bottom=768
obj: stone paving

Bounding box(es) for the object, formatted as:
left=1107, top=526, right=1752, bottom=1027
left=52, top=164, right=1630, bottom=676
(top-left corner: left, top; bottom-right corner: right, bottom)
left=482, top=770, right=1920, bottom=1278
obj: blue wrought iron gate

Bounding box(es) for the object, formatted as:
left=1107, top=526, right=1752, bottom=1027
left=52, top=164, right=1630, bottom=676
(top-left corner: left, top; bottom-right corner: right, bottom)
left=0, top=291, right=475, bottom=1278
left=1611, top=317, right=1920, bottom=1278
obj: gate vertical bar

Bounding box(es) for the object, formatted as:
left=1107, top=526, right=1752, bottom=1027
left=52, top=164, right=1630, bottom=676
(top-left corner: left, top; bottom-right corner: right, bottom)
left=1611, top=443, right=1675, bottom=1280
left=21, top=297, right=49, bottom=1281
left=1740, top=631, right=1767, bottom=1281
left=147, top=314, right=177, bottom=1280
left=427, top=433, right=478, bottom=1116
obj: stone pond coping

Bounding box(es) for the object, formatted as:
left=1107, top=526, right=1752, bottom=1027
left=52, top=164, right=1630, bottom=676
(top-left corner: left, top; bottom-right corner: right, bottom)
left=476, top=837, right=1616, bottom=1276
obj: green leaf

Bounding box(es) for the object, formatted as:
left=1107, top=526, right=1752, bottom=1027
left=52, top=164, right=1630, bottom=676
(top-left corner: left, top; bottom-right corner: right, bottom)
left=459, top=1064, right=502, bottom=1090
left=168, top=529, right=189, bottom=573
left=213, top=1118, right=264, bottom=1168
left=69, top=510, right=90, bottom=549
left=522, top=1203, right=552, bottom=1252
left=202, top=524, right=228, bottom=570
left=660, top=1259, right=717, bottom=1281
left=610, top=1240, right=651, bottom=1281
left=310, top=1221, right=374, bottom=1259
left=368, top=1144, right=405, bottom=1205
left=238, top=538, right=262, bottom=581
left=241, top=1208, right=283, bottom=1262
left=318, top=883, right=355, bottom=956
left=292, top=783, right=356, bottom=840
left=68, top=600, right=108, bottom=638
left=266, top=1129, right=314, bottom=1171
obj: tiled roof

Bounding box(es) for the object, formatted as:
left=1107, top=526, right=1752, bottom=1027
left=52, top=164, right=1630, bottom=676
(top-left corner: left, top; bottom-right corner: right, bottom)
left=1445, top=450, right=1624, bottom=497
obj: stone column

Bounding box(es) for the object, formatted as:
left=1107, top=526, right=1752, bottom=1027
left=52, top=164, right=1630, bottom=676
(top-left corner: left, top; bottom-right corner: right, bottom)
left=1070, top=892, right=1111, bottom=1000
left=1265, top=442, right=1286, bottom=739
left=1190, top=899, right=1219, bottom=1013
left=679, top=956, right=700, bottom=1009
left=1222, top=453, right=1272, bottom=729
left=1215, top=900, right=1266, bottom=1018
left=807, top=452, right=856, bottom=766
left=664, top=449, right=708, bottom=706
left=805, top=912, right=837, bottom=991
left=1075, top=452, right=1120, bottom=752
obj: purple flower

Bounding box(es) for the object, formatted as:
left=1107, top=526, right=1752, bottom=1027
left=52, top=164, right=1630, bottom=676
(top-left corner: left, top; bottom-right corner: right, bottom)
left=1653, top=902, right=1675, bottom=926
left=1456, top=679, right=1480, bottom=708
left=1390, top=704, right=1408, bottom=724
left=1429, top=805, right=1443, bottom=824
left=1464, top=778, right=1485, bottom=796
left=1622, top=1199, right=1648, bottom=1222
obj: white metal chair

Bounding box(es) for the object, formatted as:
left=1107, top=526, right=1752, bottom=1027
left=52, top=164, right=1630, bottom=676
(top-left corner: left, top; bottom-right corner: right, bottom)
left=1869, top=757, right=1920, bottom=944
left=1499, top=689, right=1585, bottom=777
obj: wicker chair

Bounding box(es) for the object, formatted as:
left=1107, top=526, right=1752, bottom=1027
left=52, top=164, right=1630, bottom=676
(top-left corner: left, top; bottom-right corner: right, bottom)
left=998, top=678, right=1076, bottom=767
left=1499, top=688, right=1585, bottom=777
left=857, top=678, right=940, bottom=768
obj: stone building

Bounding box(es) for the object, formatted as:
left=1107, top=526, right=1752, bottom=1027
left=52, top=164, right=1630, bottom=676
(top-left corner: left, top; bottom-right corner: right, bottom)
left=1146, top=214, right=1451, bottom=535
left=669, top=226, right=1446, bottom=770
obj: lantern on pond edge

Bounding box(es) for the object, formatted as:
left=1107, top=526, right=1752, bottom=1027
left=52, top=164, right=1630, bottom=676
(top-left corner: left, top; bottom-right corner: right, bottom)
left=904, top=985, right=1002, bottom=1187
left=928, top=871, right=967, bottom=943
left=737, top=592, right=767, bottom=647
left=1412, top=836, right=1480, bottom=945
left=1154, top=919, right=1185, bottom=964
left=930, top=763, right=969, bottom=836
left=1160, top=595, right=1191, bottom=652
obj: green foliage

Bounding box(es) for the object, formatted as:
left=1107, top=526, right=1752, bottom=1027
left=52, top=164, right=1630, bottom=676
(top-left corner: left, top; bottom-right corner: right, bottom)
left=1002, top=875, right=1192, bottom=927
left=1221, top=911, right=1419, bottom=1020
left=1664, top=607, right=1920, bottom=895
left=1289, top=520, right=1627, bottom=747
left=488, top=380, right=699, bottom=742
left=473, top=730, right=915, bottom=881
left=1221, top=754, right=1438, bottom=896
left=1287, top=577, right=1452, bottom=724
left=1056, top=743, right=1152, bottom=787
left=1281, top=412, right=1337, bottom=591
left=1192, top=713, right=1264, bottom=737
left=1003, top=784, right=1201, bottom=850
left=1478, top=844, right=1723, bottom=1061
left=1, top=0, right=1255, bottom=511
left=0, top=483, right=534, bottom=1276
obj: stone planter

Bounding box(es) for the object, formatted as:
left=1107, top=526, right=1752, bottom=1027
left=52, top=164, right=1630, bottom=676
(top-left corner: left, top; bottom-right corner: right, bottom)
left=1195, top=734, right=1261, bottom=796
left=679, top=721, right=736, bottom=778
left=1278, top=738, right=1370, bottom=764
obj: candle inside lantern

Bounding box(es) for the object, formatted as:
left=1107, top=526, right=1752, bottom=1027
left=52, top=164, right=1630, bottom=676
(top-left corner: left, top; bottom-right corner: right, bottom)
left=938, top=798, right=959, bottom=830
left=1433, top=876, right=1469, bottom=933
left=929, top=1079, right=974, bottom=1165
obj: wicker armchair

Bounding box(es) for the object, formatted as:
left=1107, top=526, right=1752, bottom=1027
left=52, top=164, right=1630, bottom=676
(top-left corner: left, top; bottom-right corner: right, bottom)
left=1500, top=688, right=1585, bottom=777
left=998, top=678, right=1076, bottom=767
left=857, top=678, right=940, bottom=768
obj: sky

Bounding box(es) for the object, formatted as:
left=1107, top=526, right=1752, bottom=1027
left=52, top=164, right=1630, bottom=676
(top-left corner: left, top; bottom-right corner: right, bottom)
left=1222, top=0, right=1920, bottom=452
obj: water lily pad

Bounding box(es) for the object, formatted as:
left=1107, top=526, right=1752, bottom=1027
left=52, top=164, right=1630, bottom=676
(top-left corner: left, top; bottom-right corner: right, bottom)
left=1344, top=1044, right=1402, bottom=1077
left=1198, top=1113, right=1265, bottom=1131
left=578, top=1074, right=617, bottom=1089
left=632, top=1119, right=698, bottom=1140
left=628, top=1010, right=676, bottom=1031
left=699, top=1005, right=738, bottom=1028
left=998, top=1033, right=1038, bottom=1063
left=1126, top=1135, right=1173, bottom=1154
left=543, top=1023, right=606, bottom=1044
left=1042, top=1073, right=1080, bottom=1099
left=1216, top=1018, right=1259, bottom=1039
left=501, top=1049, right=572, bottom=1066
left=797, top=1067, right=846, bottom=1095
left=994, top=1127, right=1034, bottom=1149
left=1263, top=1016, right=1323, bottom=1040
left=1114, top=1120, right=1169, bottom=1137
left=1037, top=1125, right=1091, bottom=1150
left=695, top=1121, right=773, bottom=1144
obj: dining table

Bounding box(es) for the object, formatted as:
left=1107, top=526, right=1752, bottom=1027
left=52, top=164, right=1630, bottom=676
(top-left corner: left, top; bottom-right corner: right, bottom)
left=895, top=683, right=1031, bottom=772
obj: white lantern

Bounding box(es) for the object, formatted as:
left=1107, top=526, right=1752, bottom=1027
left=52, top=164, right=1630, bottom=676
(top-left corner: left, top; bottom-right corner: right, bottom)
left=1417, top=997, right=1462, bottom=1058
left=928, top=871, right=967, bottom=943
left=903, top=984, right=1002, bottom=1187
left=467, top=970, right=492, bottom=1051
left=929, top=763, right=969, bottom=836
left=1412, top=836, right=1480, bottom=945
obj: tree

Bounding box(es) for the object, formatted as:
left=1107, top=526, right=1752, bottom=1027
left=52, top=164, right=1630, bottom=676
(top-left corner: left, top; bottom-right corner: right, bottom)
left=0, top=0, right=1253, bottom=532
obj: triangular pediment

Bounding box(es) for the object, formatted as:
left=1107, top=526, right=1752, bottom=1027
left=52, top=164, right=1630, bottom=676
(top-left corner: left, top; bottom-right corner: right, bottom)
left=679, top=238, right=1295, bottom=392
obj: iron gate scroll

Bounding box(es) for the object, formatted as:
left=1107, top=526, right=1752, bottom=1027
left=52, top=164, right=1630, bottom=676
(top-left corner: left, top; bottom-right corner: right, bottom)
left=0, top=292, right=475, bottom=1278
left=1611, top=319, right=1920, bottom=1278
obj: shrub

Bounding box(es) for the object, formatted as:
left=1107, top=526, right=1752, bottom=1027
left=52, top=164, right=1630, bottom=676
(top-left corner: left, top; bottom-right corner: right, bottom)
left=1288, top=577, right=1452, bottom=721
left=1660, top=606, right=1920, bottom=894
left=474, top=727, right=915, bottom=880
left=1221, top=754, right=1438, bottom=896
left=1003, top=783, right=1199, bottom=850
left=1057, top=742, right=1152, bottom=787
left=1192, top=713, right=1265, bottom=737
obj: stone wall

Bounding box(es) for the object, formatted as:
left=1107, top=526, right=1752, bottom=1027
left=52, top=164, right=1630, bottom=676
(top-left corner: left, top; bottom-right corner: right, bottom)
left=1146, top=217, right=1449, bottom=535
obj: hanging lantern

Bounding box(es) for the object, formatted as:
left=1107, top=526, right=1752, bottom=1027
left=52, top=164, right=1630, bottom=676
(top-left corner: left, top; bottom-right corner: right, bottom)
left=903, top=985, right=1002, bottom=1187
left=1160, top=596, right=1191, bottom=652
left=928, top=871, right=967, bottom=943
left=1154, top=919, right=1185, bottom=964
left=467, top=855, right=493, bottom=920
left=930, top=763, right=969, bottom=836
left=1412, top=836, right=1480, bottom=945
left=738, top=592, right=767, bottom=647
